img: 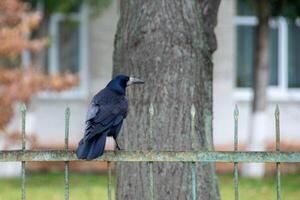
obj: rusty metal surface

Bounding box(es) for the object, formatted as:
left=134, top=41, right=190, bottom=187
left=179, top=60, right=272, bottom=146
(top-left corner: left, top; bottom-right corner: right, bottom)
left=64, top=107, right=70, bottom=200
left=107, top=161, right=112, bottom=200
left=275, top=105, right=281, bottom=200
left=234, top=105, right=239, bottom=200
left=0, top=150, right=299, bottom=162
left=148, top=103, right=155, bottom=200
left=0, top=99, right=298, bottom=200
left=21, top=103, right=26, bottom=200
left=191, top=104, right=197, bottom=200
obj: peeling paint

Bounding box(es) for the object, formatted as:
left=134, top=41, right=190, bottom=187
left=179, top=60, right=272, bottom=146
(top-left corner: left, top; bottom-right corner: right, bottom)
left=0, top=150, right=300, bottom=163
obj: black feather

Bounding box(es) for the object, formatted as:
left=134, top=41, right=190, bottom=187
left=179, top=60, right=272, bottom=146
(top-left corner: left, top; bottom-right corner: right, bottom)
left=76, top=78, right=128, bottom=160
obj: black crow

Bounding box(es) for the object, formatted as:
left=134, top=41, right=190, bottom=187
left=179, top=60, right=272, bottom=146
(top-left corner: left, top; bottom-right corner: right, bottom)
left=76, top=74, right=144, bottom=160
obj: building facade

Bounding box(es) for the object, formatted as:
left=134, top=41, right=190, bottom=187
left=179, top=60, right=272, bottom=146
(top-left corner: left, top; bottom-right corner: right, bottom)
left=2, top=0, right=300, bottom=162
left=214, top=0, right=300, bottom=150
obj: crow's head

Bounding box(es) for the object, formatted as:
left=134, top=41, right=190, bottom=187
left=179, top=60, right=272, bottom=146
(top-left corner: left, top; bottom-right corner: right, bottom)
left=107, top=74, right=144, bottom=95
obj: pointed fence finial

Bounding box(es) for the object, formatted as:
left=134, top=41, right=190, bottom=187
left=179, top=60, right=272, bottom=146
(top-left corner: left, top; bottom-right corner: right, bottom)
left=148, top=103, right=155, bottom=150
left=149, top=103, right=154, bottom=116
left=234, top=104, right=239, bottom=120
left=191, top=104, right=196, bottom=119
left=20, top=102, right=26, bottom=150
left=20, top=102, right=27, bottom=113
left=65, top=106, right=70, bottom=118
left=275, top=104, right=280, bottom=120
left=64, top=106, right=70, bottom=150
left=190, top=104, right=197, bottom=151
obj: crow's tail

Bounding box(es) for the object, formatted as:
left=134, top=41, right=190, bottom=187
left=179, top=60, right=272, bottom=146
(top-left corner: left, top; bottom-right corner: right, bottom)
left=75, top=132, right=107, bottom=160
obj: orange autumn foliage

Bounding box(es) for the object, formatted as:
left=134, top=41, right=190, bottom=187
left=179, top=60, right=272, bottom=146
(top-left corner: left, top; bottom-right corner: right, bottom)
left=0, top=0, right=78, bottom=130
left=0, top=0, right=47, bottom=58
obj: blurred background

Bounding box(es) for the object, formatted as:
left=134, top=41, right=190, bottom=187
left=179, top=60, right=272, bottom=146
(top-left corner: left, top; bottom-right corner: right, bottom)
left=0, top=0, right=299, bottom=199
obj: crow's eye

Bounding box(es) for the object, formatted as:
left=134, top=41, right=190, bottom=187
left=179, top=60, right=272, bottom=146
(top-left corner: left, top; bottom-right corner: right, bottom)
left=122, top=79, right=127, bottom=85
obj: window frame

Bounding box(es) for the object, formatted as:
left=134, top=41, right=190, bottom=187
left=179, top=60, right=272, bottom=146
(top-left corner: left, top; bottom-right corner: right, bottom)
left=38, top=5, right=89, bottom=100
left=234, top=15, right=300, bottom=102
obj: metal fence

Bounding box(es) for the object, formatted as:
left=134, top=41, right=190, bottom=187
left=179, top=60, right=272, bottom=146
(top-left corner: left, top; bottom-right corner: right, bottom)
left=0, top=103, right=300, bottom=200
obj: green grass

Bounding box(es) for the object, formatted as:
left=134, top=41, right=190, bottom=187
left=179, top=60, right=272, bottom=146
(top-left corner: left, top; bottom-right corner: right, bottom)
left=0, top=173, right=299, bottom=200
left=219, top=174, right=300, bottom=200
left=0, top=172, right=114, bottom=200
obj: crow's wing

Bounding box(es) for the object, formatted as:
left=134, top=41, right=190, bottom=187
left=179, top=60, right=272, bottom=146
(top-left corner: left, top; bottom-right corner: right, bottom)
left=83, top=99, right=127, bottom=142
left=86, top=102, right=99, bottom=121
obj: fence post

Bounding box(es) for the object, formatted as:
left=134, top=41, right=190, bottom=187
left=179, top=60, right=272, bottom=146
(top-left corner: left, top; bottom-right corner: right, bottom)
left=190, top=104, right=197, bottom=200
left=234, top=105, right=239, bottom=200
left=107, top=161, right=112, bottom=200
left=275, top=105, right=281, bottom=200
left=64, top=107, right=70, bottom=200
left=148, top=103, right=155, bottom=200
left=21, top=103, right=27, bottom=200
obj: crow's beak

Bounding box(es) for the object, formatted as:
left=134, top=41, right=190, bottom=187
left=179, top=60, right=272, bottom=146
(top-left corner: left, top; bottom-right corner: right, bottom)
left=127, top=77, right=145, bottom=86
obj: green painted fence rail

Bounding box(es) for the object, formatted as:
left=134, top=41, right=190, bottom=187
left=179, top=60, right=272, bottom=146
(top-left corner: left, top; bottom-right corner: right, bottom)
left=0, top=103, right=298, bottom=200
left=0, top=150, right=300, bottom=162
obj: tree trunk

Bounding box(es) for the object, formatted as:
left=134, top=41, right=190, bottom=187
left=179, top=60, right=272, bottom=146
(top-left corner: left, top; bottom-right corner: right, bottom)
left=113, top=0, right=221, bottom=199
left=242, top=0, right=270, bottom=177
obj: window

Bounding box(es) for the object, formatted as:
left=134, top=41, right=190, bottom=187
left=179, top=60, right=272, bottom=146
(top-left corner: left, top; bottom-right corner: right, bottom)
left=236, top=20, right=278, bottom=87
left=39, top=5, right=89, bottom=99
left=235, top=1, right=300, bottom=100
left=288, top=19, right=300, bottom=88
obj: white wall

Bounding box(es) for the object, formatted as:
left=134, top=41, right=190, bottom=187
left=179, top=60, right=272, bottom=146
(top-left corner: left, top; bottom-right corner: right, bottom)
left=213, top=0, right=300, bottom=148
left=89, top=0, right=119, bottom=94
left=213, top=0, right=236, bottom=147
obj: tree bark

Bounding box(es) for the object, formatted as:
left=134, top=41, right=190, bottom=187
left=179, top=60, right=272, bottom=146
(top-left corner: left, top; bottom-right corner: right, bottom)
left=243, top=0, right=270, bottom=177
left=253, top=0, right=270, bottom=112
left=113, top=0, right=221, bottom=199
